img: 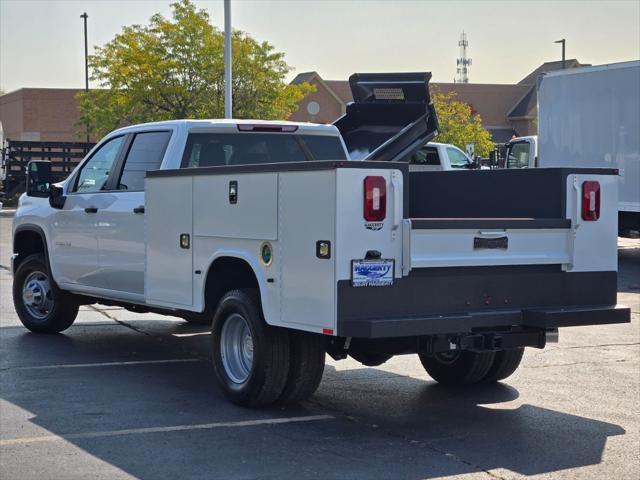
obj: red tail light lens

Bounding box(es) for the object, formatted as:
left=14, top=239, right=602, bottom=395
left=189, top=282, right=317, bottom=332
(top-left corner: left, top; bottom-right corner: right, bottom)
left=582, top=181, right=600, bottom=221
left=364, top=176, right=387, bottom=222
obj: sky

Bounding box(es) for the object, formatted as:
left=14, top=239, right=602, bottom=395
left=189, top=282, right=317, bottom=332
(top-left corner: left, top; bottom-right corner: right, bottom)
left=1, top=0, right=639, bottom=93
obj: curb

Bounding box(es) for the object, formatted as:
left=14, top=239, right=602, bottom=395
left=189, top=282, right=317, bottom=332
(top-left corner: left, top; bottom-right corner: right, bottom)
left=0, top=209, right=16, bottom=218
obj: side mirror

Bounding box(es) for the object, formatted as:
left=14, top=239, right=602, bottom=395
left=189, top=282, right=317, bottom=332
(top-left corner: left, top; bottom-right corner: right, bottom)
left=468, top=157, right=481, bottom=169
left=26, top=161, right=52, bottom=198
left=49, top=185, right=66, bottom=209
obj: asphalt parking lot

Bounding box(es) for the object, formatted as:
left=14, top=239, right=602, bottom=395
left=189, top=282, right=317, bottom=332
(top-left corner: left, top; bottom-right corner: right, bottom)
left=0, top=213, right=638, bottom=480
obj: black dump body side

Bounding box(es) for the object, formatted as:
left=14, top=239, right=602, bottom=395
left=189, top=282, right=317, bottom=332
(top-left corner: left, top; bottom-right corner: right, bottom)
left=333, top=72, right=438, bottom=162
left=408, top=168, right=576, bottom=219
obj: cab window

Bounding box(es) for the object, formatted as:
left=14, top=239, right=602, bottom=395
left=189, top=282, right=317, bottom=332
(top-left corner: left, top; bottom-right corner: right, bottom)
left=507, top=142, right=531, bottom=169
left=73, top=136, right=124, bottom=193
left=407, top=146, right=440, bottom=166
left=117, top=131, right=172, bottom=191
left=446, top=147, right=471, bottom=169
left=181, top=133, right=346, bottom=168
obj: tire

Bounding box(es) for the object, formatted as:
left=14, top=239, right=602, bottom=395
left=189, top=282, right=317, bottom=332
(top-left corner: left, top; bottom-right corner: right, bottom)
left=482, top=347, right=525, bottom=383
left=348, top=350, right=393, bottom=367
left=182, top=315, right=211, bottom=325
left=418, top=350, right=496, bottom=385
left=12, top=253, right=79, bottom=334
left=278, top=331, right=326, bottom=404
left=211, top=289, right=290, bottom=407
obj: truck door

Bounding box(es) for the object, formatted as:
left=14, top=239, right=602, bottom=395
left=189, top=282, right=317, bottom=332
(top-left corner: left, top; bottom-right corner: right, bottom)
left=95, top=131, right=172, bottom=298
left=50, top=135, right=126, bottom=289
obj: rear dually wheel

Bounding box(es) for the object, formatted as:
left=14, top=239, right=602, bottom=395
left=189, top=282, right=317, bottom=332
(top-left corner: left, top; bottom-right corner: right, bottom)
left=211, top=289, right=290, bottom=407
left=419, top=350, right=495, bottom=385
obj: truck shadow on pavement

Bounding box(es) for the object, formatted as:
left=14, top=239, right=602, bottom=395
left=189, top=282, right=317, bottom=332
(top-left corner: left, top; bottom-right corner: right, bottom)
left=618, top=243, right=640, bottom=293
left=318, top=365, right=626, bottom=477
left=0, top=322, right=626, bottom=480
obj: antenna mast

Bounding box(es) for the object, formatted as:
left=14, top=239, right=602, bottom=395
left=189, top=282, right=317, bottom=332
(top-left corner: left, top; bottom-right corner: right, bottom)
left=455, top=31, right=472, bottom=83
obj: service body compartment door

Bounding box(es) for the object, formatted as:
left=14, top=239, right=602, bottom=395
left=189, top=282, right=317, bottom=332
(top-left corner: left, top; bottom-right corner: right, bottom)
left=193, top=173, right=278, bottom=240
left=145, top=176, right=193, bottom=307
left=279, top=170, right=336, bottom=331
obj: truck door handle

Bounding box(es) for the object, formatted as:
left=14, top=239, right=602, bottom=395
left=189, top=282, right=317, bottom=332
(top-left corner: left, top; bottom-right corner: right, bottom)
left=84, top=207, right=98, bottom=213
left=133, top=206, right=145, bottom=214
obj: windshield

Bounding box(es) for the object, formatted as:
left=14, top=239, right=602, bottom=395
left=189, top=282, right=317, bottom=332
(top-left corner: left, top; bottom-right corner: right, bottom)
left=181, top=133, right=347, bottom=168
left=507, top=142, right=530, bottom=168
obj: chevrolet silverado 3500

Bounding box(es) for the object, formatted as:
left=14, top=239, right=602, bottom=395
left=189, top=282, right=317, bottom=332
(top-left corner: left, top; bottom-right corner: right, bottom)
left=12, top=73, right=630, bottom=406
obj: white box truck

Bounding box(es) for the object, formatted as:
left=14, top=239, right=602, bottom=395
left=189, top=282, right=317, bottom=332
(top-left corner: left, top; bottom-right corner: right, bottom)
left=505, top=61, right=640, bottom=234
left=12, top=73, right=629, bottom=407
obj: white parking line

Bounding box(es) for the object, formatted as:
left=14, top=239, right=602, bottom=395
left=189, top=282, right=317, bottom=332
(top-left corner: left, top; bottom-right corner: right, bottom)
left=12, top=358, right=201, bottom=371
left=172, top=331, right=210, bottom=337
left=0, top=415, right=334, bottom=446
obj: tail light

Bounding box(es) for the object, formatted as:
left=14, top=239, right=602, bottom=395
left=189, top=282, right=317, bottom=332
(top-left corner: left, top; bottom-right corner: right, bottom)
left=364, top=176, right=386, bottom=222
left=582, top=181, right=600, bottom=221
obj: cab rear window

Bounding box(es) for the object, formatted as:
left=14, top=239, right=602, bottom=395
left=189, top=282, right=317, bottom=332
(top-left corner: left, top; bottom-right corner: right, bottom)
left=181, top=133, right=347, bottom=168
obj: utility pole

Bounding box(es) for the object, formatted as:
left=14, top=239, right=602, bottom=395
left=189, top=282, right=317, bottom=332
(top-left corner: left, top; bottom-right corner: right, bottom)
left=224, top=0, right=232, bottom=119
left=554, top=39, right=566, bottom=69
left=81, top=12, right=90, bottom=142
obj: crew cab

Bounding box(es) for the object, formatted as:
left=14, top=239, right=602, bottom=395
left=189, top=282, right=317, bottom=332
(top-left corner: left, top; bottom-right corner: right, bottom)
left=12, top=73, right=630, bottom=407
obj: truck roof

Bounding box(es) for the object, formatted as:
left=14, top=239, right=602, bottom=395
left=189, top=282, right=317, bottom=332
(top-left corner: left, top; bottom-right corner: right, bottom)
left=542, top=60, right=639, bottom=79
left=111, top=119, right=340, bottom=137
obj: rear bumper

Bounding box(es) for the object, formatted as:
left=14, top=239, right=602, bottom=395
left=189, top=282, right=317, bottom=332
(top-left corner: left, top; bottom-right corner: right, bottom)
left=337, top=265, right=626, bottom=338
left=339, top=304, right=631, bottom=338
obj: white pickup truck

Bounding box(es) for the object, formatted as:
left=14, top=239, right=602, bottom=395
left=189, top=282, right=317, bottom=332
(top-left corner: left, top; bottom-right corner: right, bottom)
left=12, top=73, right=630, bottom=407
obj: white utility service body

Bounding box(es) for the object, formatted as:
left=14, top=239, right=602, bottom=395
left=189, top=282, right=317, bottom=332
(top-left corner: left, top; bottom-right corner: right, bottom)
left=12, top=73, right=630, bottom=407
left=505, top=61, right=640, bottom=232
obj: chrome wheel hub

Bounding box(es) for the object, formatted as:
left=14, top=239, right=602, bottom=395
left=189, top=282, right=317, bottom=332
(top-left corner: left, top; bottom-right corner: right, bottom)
left=22, top=271, right=53, bottom=319
left=220, top=314, right=254, bottom=384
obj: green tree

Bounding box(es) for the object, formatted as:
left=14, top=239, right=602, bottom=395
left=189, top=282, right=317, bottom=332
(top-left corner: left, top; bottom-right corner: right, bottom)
left=77, top=0, right=313, bottom=138
left=431, top=89, right=494, bottom=157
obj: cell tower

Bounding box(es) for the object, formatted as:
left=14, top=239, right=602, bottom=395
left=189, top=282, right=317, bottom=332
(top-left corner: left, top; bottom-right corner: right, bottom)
left=455, top=31, right=472, bottom=83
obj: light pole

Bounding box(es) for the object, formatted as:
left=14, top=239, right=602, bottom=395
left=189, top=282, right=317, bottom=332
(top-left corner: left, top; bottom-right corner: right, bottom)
left=554, top=39, right=566, bottom=69
left=81, top=12, right=89, bottom=142
left=224, top=0, right=232, bottom=119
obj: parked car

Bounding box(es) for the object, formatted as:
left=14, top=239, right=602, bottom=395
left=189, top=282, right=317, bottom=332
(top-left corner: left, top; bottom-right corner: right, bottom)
left=12, top=73, right=629, bottom=407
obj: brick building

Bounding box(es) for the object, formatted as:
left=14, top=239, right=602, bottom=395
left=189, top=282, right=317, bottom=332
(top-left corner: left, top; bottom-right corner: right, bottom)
left=0, top=88, right=92, bottom=142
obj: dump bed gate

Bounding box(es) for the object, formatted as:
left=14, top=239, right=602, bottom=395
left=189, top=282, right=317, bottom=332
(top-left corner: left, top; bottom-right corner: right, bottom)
left=333, top=72, right=438, bottom=163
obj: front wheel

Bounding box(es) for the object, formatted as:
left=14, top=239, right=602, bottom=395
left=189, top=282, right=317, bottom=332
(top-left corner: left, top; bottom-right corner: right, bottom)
left=418, top=350, right=495, bottom=385
left=12, top=254, right=79, bottom=333
left=211, top=289, right=290, bottom=407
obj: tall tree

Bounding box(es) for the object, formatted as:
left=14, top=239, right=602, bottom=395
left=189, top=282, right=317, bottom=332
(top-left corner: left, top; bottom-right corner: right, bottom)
left=77, top=0, right=313, bottom=138
left=431, top=90, right=494, bottom=157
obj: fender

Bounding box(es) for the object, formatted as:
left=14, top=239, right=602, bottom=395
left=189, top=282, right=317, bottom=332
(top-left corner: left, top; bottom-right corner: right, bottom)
left=200, top=249, right=277, bottom=324
left=12, top=224, right=59, bottom=287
